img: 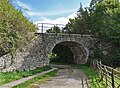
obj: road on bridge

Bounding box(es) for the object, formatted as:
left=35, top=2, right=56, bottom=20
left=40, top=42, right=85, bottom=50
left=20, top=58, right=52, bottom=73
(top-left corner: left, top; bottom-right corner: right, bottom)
left=38, top=65, right=88, bottom=88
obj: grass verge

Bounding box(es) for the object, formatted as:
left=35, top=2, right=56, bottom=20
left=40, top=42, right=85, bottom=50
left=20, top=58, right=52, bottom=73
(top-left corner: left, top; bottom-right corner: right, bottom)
left=0, top=66, right=51, bottom=86
left=12, top=69, right=58, bottom=88
left=71, top=64, right=107, bottom=88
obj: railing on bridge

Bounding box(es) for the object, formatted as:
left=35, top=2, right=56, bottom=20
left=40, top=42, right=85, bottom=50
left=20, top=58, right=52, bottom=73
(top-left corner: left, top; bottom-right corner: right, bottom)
left=36, top=23, right=91, bottom=38
left=36, top=23, right=66, bottom=34
left=92, top=60, right=120, bottom=88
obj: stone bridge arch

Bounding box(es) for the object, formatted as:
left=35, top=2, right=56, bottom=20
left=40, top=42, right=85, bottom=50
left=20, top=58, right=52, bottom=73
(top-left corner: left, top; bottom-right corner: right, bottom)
left=0, top=33, right=95, bottom=72
left=50, top=41, right=89, bottom=64
left=41, top=33, right=94, bottom=64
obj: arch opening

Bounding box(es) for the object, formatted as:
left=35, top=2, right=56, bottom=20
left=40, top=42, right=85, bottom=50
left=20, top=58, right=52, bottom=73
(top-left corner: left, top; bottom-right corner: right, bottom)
left=52, top=43, right=75, bottom=64
left=50, top=41, right=88, bottom=64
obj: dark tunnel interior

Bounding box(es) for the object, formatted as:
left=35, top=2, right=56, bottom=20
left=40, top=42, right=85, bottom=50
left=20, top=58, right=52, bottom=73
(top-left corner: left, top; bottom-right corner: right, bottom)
left=51, top=43, right=75, bottom=64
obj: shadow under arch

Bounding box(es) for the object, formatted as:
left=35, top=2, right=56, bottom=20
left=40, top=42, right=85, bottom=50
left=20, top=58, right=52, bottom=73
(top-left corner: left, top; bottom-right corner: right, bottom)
left=51, top=41, right=89, bottom=64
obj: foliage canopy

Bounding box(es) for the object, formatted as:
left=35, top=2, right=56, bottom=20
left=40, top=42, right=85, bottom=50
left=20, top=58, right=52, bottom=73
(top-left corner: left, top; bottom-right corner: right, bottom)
left=0, top=0, right=36, bottom=57
left=64, top=0, right=120, bottom=67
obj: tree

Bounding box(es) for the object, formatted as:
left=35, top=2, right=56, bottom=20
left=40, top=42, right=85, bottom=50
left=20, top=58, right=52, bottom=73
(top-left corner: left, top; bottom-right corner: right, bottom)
left=46, top=26, right=61, bottom=33
left=77, top=3, right=91, bottom=34
left=89, top=0, right=120, bottom=67
left=64, top=3, right=90, bottom=34
left=64, top=0, right=120, bottom=67
left=90, top=0, right=120, bottom=45
left=0, top=0, right=36, bottom=57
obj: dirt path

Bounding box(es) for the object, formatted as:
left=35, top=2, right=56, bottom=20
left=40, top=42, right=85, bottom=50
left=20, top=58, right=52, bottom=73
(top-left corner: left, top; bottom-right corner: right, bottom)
left=38, top=65, right=88, bottom=88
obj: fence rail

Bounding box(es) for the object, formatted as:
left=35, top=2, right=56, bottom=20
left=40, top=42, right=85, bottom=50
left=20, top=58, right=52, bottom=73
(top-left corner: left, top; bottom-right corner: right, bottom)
left=92, top=60, right=120, bottom=88
left=37, top=23, right=65, bottom=33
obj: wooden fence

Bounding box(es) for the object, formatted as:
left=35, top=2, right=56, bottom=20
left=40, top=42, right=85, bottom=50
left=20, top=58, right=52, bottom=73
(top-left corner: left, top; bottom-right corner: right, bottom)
left=92, top=60, right=120, bottom=88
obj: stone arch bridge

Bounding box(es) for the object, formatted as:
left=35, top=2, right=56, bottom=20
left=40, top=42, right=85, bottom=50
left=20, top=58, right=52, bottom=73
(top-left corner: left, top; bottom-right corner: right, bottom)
left=0, top=33, right=95, bottom=72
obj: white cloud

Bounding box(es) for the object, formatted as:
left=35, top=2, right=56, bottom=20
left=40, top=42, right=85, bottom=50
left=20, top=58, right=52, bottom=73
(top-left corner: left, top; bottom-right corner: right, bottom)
left=27, top=8, right=77, bottom=16
left=14, top=0, right=77, bottom=17
left=68, top=12, right=77, bottom=19
left=35, top=12, right=77, bottom=25
left=14, top=0, right=31, bottom=11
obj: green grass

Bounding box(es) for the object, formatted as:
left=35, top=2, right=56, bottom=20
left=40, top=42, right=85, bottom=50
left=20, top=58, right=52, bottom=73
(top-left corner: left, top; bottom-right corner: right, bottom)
left=116, top=67, right=120, bottom=71
left=0, top=66, right=51, bottom=86
left=71, top=64, right=107, bottom=88
left=12, top=69, right=58, bottom=88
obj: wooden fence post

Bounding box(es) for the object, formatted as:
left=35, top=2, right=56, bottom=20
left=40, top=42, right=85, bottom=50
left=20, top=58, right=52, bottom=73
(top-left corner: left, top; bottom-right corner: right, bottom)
left=100, top=61, right=103, bottom=81
left=111, top=69, right=115, bottom=88
left=92, top=60, right=120, bottom=88
left=92, top=60, right=95, bottom=70
left=104, top=66, right=108, bottom=86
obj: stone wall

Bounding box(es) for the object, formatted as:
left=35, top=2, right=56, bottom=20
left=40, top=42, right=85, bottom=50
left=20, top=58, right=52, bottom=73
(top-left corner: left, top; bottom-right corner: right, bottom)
left=0, top=33, right=95, bottom=72
left=0, top=36, right=49, bottom=72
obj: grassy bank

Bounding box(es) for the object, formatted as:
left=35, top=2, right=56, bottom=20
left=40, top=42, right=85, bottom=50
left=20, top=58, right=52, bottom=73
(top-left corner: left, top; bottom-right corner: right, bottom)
left=0, top=66, right=51, bottom=85
left=71, top=64, right=106, bottom=88
left=12, top=69, right=58, bottom=88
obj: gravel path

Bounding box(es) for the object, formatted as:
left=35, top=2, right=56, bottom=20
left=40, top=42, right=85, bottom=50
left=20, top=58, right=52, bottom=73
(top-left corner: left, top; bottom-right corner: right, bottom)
left=38, top=65, right=88, bottom=88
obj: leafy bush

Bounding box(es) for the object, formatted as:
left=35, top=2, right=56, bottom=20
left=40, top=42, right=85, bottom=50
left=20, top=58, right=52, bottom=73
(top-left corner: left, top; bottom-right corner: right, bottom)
left=0, top=0, right=36, bottom=57
left=48, top=53, right=58, bottom=62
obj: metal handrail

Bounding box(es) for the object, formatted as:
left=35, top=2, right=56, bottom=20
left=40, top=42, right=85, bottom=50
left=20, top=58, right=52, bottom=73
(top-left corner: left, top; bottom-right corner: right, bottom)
left=36, top=23, right=66, bottom=33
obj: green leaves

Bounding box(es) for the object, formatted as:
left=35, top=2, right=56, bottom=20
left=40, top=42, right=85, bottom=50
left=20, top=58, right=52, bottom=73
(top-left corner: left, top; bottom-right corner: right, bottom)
left=89, top=0, right=120, bottom=67
left=88, top=0, right=120, bottom=44
left=64, top=4, right=91, bottom=34
left=64, top=0, right=120, bottom=67
left=46, top=26, right=61, bottom=33
left=0, top=1, right=36, bottom=57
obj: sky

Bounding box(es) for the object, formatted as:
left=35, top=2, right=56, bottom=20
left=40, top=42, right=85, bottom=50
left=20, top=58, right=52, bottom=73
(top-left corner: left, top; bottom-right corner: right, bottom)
left=12, top=0, right=91, bottom=25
